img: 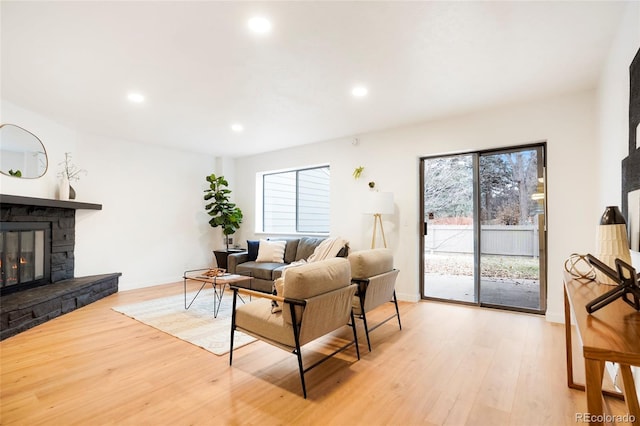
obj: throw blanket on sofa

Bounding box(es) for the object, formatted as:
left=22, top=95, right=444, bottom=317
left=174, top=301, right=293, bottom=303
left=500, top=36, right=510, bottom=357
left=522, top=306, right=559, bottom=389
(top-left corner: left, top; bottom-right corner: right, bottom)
left=280, top=237, right=348, bottom=279
left=308, top=237, right=348, bottom=262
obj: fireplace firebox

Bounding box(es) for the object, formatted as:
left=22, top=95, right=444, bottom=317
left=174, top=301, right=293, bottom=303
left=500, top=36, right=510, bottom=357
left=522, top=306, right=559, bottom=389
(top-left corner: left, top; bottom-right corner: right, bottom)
left=1, top=222, right=51, bottom=295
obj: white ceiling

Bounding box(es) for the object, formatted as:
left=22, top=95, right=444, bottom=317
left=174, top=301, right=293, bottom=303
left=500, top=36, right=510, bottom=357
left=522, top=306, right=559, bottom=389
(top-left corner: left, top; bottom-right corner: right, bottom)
left=0, top=1, right=626, bottom=158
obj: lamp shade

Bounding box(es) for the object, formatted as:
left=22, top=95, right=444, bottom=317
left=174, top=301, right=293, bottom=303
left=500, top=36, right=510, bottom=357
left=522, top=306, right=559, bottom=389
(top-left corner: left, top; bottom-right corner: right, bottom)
left=364, top=192, right=394, bottom=215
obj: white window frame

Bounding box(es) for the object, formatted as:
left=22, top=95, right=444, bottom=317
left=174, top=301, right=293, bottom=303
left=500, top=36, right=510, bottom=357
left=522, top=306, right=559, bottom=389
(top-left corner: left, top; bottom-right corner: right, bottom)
left=255, top=164, right=330, bottom=235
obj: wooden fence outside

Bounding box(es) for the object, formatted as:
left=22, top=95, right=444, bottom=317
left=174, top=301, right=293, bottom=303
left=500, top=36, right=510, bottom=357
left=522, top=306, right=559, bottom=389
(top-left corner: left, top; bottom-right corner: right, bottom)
left=425, top=225, right=539, bottom=257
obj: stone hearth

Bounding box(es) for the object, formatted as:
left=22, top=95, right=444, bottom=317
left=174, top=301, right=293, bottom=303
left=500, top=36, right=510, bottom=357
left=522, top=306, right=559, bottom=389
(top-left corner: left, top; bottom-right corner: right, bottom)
left=0, top=273, right=121, bottom=340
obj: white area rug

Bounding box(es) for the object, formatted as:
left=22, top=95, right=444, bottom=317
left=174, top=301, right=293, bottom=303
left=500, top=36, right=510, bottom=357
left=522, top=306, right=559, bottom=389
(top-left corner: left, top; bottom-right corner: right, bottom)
left=112, top=289, right=255, bottom=356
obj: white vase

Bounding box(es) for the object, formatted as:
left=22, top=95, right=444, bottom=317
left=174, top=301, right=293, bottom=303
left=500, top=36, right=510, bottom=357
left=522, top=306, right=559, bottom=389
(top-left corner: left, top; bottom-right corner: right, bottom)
left=59, top=176, right=70, bottom=200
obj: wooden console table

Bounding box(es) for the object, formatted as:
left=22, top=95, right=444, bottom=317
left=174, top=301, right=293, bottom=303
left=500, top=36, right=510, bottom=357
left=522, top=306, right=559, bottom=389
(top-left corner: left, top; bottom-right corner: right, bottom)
left=564, top=271, right=640, bottom=425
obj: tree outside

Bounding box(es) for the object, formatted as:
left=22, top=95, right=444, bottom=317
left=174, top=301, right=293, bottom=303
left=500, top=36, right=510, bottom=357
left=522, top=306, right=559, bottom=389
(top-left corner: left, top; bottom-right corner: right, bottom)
left=424, top=150, right=542, bottom=283
left=424, top=151, right=540, bottom=227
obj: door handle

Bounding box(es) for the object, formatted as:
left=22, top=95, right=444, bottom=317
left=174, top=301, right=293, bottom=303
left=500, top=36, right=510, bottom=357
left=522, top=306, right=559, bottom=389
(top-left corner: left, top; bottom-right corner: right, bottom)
left=423, top=222, right=428, bottom=235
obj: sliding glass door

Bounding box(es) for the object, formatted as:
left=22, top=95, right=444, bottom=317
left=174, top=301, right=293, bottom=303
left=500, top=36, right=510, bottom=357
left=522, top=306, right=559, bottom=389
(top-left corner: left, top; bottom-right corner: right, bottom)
left=422, top=154, right=477, bottom=303
left=421, top=144, right=546, bottom=313
left=478, top=146, right=546, bottom=311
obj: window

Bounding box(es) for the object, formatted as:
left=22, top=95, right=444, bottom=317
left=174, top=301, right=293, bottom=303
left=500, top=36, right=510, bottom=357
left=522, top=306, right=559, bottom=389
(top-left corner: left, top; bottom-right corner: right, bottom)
left=262, top=166, right=330, bottom=233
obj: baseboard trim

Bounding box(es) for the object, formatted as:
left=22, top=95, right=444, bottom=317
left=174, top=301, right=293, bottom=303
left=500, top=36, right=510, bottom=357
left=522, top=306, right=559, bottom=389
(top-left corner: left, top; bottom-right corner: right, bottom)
left=396, top=291, right=420, bottom=303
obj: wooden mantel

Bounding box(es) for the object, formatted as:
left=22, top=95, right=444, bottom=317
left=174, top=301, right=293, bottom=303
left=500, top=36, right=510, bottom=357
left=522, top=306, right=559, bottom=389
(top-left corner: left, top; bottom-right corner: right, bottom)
left=0, top=194, right=102, bottom=210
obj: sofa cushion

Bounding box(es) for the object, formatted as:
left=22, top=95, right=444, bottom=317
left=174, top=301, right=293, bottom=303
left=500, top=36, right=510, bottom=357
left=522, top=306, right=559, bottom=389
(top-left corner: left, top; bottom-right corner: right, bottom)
left=247, top=240, right=260, bottom=261
left=282, top=258, right=351, bottom=325
left=235, top=298, right=296, bottom=348
left=282, top=239, right=300, bottom=264
left=256, top=239, right=286, bottom=263
left=272, top=265, right=288, bottom=280
left=236, top=261, right=284, bottom=281
left=295, top=237, right=325, bottom=261
left=348, top=248, right=394, bottom=279
left=283, top=258, right=350, bottom=300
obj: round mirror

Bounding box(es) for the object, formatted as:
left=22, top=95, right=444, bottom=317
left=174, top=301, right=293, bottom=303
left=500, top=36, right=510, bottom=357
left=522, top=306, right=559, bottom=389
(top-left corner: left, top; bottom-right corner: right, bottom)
left=0, top=124, right=48, bottom=178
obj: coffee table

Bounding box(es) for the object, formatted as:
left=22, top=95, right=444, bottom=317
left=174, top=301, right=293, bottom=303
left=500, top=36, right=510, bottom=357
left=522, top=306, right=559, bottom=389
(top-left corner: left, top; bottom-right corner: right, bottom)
left=183, top=269, right=252, bottom=318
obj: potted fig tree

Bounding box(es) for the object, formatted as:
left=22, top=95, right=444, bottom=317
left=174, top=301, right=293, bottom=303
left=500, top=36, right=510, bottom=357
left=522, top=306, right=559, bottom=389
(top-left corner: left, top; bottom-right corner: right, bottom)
left=204, top=174, right=243, bottom=256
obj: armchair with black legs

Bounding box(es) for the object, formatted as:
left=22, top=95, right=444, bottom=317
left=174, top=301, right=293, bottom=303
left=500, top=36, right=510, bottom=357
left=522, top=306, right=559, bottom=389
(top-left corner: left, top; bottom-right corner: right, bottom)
left=229, top=257, right=359, bottom=399
left=348, top=248, right=401, bottom=351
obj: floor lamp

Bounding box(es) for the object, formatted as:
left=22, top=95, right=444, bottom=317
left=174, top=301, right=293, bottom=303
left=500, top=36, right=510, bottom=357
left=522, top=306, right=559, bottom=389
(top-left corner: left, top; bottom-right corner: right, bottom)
left=365, top=192, right=394, bottom=248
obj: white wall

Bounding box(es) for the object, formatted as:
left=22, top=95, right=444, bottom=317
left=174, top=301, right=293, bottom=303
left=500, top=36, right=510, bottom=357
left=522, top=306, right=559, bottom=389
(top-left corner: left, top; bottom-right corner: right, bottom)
left=1, top=102, right=74, bottom=198
left=233, top=90, right=599, bottom=322
left=595, top=2, right=640, bottom=395
left=597, top=2, right=640, bottom=208
left=1, top=101, right=219, bottom=290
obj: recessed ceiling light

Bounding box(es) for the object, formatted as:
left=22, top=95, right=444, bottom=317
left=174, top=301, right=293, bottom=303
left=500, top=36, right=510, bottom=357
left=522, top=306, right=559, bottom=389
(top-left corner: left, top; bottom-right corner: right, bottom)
left=231, top=123, right=244, bottom=132
left=248, top=16, right=272, bottom=34
left=352, top=86, right=368, bottom=97
left=127, top=92, right=145, bottom=103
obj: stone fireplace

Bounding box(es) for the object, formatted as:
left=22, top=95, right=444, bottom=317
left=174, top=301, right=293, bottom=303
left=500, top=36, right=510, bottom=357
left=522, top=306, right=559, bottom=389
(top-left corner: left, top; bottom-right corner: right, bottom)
left=0, top=194, right=121, bottom=340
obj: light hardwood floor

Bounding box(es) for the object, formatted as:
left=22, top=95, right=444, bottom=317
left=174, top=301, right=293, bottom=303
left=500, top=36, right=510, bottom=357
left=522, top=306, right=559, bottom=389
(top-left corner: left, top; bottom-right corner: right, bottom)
left=0, top=282, right=633, bottom=425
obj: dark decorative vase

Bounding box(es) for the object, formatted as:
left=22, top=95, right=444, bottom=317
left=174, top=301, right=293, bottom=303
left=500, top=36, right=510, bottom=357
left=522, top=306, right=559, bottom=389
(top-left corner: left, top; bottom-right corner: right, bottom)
left=69, top=185, right=76, bottom=200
